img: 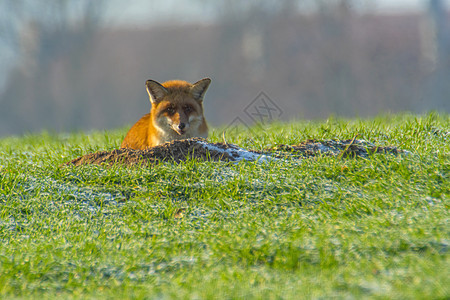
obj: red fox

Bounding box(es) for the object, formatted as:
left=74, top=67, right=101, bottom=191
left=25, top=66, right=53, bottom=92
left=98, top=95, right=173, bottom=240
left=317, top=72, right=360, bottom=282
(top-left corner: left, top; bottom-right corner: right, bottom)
left=121, top=78, right=211, bottom=149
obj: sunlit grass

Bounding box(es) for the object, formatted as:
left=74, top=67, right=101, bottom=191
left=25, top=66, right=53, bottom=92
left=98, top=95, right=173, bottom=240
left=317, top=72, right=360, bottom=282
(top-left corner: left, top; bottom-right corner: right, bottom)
left=0, top=113, right=449, bottom=299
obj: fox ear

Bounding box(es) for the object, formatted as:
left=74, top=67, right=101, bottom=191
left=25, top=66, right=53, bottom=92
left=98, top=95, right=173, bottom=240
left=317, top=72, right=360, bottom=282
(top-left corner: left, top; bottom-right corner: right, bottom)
left=146, top=80, right=168, bottom=104
left=191, top=78, right=211, bottom=101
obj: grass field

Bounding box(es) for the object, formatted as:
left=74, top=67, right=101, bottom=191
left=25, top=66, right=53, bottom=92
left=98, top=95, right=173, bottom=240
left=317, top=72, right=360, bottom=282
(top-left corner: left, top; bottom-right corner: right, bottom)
left=0, top=113, right=449, bottom=299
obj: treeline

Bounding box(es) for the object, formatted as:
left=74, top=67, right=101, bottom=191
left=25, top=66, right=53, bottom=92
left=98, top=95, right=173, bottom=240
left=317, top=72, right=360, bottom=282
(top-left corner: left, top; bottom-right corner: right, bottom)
left=0, top=4, right=449, bottom=136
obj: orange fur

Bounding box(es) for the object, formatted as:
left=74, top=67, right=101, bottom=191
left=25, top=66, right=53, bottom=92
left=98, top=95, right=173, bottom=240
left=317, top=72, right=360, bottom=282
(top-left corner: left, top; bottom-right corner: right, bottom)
left=121, top=78, right=211, bottom=149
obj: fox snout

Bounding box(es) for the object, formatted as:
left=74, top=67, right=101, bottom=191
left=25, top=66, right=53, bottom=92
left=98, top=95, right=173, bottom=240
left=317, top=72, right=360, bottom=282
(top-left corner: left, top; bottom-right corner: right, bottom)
left=173, top=121, right=190, bottom=135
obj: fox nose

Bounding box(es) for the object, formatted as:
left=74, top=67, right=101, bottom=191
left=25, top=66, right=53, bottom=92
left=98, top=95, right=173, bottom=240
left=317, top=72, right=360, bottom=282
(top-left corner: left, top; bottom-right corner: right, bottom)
left=178, top=123, right=186, bottom=130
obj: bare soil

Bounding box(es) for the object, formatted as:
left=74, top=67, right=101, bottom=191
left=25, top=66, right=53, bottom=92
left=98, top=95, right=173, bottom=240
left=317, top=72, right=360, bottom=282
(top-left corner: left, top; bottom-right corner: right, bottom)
left=268, top=138, right=406, bottom=159
left=63, top=138, right=408, bottom=167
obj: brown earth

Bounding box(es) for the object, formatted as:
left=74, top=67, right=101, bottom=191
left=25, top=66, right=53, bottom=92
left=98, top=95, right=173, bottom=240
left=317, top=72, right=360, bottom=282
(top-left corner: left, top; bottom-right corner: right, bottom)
left=268, top=137, right=407, bottom=159
left=63, top=137, right=408, bottom=167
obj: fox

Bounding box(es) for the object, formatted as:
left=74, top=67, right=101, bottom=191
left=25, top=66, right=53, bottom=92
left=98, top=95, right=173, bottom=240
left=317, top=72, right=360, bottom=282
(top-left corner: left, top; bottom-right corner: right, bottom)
left=121, top=78, right=211, bottom=149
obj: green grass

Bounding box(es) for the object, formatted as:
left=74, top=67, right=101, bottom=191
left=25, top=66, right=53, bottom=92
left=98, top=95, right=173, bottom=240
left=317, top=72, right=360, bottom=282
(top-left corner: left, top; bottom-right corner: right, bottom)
left=0, top=113, right=449, bottom=299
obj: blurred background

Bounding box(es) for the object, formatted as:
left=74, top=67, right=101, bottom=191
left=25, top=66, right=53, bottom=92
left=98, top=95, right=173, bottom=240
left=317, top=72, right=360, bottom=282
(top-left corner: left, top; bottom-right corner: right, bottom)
left=0, top=0, right=449, bottom=137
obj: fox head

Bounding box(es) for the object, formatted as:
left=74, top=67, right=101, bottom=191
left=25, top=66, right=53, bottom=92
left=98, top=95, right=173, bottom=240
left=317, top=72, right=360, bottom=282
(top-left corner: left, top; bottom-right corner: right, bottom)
left=146, top=78, right=211, bottom=137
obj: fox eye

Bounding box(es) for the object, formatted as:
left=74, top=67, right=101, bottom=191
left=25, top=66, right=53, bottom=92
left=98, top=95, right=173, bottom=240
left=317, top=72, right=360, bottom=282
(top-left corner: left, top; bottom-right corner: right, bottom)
left=183, top=105, right=193, bottom=113
left=166, top=106, right=175, bottom=115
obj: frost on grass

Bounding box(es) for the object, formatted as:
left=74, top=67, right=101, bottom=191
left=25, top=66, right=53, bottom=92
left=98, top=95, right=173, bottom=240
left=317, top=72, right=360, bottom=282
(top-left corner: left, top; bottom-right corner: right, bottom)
left=19, top=175, right=124, bottom=212
left=63, top=138, right=409, bottom=167
left=0, top=174, right=129, bottom=233
left=197, top=141, right=273, bottom=162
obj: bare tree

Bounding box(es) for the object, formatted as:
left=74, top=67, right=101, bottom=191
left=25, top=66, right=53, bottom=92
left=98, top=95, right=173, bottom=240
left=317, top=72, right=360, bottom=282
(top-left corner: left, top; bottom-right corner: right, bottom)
left=425, top=0, right=450, bottom=112
left=0, top=0, right=106, bottom=135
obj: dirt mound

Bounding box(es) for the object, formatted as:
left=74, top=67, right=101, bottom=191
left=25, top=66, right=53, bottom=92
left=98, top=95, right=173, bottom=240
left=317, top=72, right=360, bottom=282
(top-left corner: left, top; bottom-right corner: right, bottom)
left=63, top=137, right=408, bottom=167
left=64, top=138, right=265, bottom=167
left=270, top=138, right=407, bottom=159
